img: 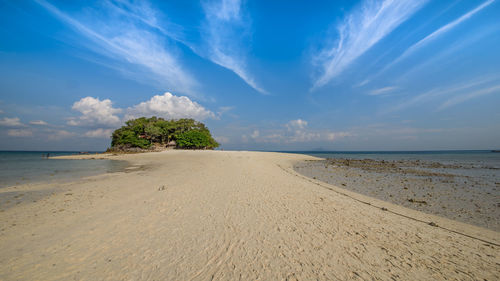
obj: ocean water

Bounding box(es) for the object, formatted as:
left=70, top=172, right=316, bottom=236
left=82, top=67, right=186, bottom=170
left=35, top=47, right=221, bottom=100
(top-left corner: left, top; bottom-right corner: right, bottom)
left=284, top=150, right=500, bottom=169
left=0, top=151, right=128, bottom=188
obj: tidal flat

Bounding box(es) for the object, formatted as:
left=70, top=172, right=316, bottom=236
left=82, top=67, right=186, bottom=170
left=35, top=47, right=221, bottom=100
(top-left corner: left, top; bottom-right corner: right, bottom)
left=294, top=158, right=500, bottom=231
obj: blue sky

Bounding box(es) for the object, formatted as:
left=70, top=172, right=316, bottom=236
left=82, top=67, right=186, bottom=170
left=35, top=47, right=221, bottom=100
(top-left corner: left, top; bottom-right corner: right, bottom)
left=0, top=0, right=499, bottom=151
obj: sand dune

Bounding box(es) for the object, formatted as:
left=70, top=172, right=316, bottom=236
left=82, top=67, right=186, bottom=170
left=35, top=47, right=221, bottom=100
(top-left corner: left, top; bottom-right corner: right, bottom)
left=0, top=151, right=498, bottom=280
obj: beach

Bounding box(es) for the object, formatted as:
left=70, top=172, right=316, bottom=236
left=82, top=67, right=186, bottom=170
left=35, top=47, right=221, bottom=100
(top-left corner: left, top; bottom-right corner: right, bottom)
left=294, top=157, right=500, bottom=231
left=0, top=151, right=498, bottom=280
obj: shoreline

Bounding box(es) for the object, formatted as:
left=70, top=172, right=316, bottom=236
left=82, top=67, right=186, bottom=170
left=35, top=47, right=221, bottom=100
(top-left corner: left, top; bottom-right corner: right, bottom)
left=0, top=152, right=130, bottom=189
left=293, top=157, right=500, bottom=231
left=1, top=151, right=498, bottom=280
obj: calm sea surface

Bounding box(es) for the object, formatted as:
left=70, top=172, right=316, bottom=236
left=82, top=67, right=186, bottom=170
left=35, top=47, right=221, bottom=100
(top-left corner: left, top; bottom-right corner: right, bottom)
left=0, top=151, right=128, bottom=188
left=281, top=150, right=500, bottom=169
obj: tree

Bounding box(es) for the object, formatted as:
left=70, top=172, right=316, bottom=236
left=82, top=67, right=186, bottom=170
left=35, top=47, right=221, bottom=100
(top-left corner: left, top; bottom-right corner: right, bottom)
left=111, top=128, right=151, bottom=149
left=176, top=130, right=219, bottom=149
left=110, top=117, right=219, bottom=150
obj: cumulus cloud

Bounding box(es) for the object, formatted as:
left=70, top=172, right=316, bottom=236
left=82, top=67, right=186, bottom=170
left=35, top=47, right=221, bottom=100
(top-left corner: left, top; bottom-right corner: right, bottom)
left=84, top=128, right=114, bottom=138
left=29, top=120, right=49, bottom=126
left=312, top=0, right=428, bottom=90
left=7, top=129, right=33, bottom=137
left=0, top=117, right=24, bottom=127
left=69, top=97, right=122, bottom=127
left=126, top=92, right=215, bottom=121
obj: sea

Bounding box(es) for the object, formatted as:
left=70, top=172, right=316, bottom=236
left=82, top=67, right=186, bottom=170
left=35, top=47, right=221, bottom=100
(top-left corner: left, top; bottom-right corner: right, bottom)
left=1, top=150, right=499, bottom=188
left=0, top=151, right=128, bottom=188
left=283, top=150, right=500, bottom=169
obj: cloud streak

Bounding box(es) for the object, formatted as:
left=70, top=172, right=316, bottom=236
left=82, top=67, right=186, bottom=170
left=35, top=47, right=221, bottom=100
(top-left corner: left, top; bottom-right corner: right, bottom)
left=438, top=84, right=500, bottom=110
left=35, top=0, right=198, bottom=97
left=312, top=0, right=428, bottom=90
left=201, top=0, right=266, bottom=94
left=384, top=0, right=495, bottom=71
left=104, top=0, right=265, bottom=94
left=386, top=75, right=500, bottom=113
left=369, top=86, right=397, bottom=96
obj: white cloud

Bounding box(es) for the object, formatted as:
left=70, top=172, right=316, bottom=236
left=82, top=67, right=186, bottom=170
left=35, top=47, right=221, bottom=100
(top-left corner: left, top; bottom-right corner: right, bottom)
left=70, top=97, right=122, bottom=127
left=438, top=84, right=500, bottom=110
left=47, top=130, right=76, bottom=140
left=111, top=0, right=265, bottom=94
left=385, top=0, right=495, bottom=70
left=250, top=130, right=260, bottom=139
left=326, top=132, right=352, bottom=141
left=35, top=0, right=198, bottom=97
left=201, top=0, right=266, bottom=94
left=84, top=128, right=114, bottom=138
left=369, top=86, right=397, bottom=96
left=386, top=75, right=500, bottom=113
left=29, top=120, right=49, bottom=126
left=312, top=0, right=428, bottom=90
left=0, top=117, right=24, bottom=127
left=126, top=92, right=215, bottom=121
left=286, top=119, right=308, bottom=130
left=252, top=119, right=351, bottom=144
left=0, top=109, right=4, bottom=114
left=215, top=136, right=229, bottom=144
left=7, top=129, right=32, bottom=137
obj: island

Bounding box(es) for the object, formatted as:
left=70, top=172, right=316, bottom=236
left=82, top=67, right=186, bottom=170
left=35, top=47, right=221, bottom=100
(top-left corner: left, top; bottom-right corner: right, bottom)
left=109, top=117, right=219, bottom=152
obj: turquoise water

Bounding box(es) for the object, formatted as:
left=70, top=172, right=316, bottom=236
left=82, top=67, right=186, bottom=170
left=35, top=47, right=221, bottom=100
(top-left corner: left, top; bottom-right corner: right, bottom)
left=0, top=151, right=128, bottom=188
left=281, top=150, right=500, bottom=169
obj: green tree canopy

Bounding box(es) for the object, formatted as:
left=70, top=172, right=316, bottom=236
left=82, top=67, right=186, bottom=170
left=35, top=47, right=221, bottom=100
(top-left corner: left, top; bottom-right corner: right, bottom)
left=110, top=117, right=219, bottom=150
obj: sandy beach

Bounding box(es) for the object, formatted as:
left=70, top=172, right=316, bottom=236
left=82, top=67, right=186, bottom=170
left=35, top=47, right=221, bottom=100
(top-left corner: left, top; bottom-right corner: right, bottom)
left=0, top=151, right=498, bottom=280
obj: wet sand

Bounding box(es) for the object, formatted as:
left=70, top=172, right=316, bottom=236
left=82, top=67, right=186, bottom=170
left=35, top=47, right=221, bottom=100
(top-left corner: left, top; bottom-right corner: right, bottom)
left=294, top=158, right=500, bottom=231
left=0, top=151, right=498, bottom=280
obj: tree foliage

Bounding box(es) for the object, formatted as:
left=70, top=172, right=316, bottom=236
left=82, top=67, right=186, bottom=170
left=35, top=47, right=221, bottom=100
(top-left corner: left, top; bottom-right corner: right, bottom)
left=176, top=130, right=220, bottom=149
left=110, top=117, right=219, bottom=150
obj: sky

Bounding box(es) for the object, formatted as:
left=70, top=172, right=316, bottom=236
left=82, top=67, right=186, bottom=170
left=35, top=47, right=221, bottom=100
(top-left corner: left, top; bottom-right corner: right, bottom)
left=0, top=0, right=499, bottom=151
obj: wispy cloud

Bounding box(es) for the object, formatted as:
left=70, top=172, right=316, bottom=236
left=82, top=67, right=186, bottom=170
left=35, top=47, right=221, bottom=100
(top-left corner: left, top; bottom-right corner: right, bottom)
left=7, top=129, right=33, bottom=137
left=247, top=119, right=352, bottom=144
left=384, top=0, right=495, bottom=71
left=29, top=120, right=49, bottom=126
left=105, top=0, right=187, bottom=46
left=201, top=0, right=266, bottom=94
left=311, top=0, right=428, bottom=90
left=438, top=84, right=500, bottom=110
left=369, top=86, right=397, bottom=96
left=35, top=0, right=198, bottom=97
left=387, top=75, right=500, bottom=113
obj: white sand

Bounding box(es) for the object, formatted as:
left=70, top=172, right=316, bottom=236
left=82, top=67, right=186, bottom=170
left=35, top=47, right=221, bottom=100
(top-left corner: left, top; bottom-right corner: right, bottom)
left=0, top=151, right=498, bottom=280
